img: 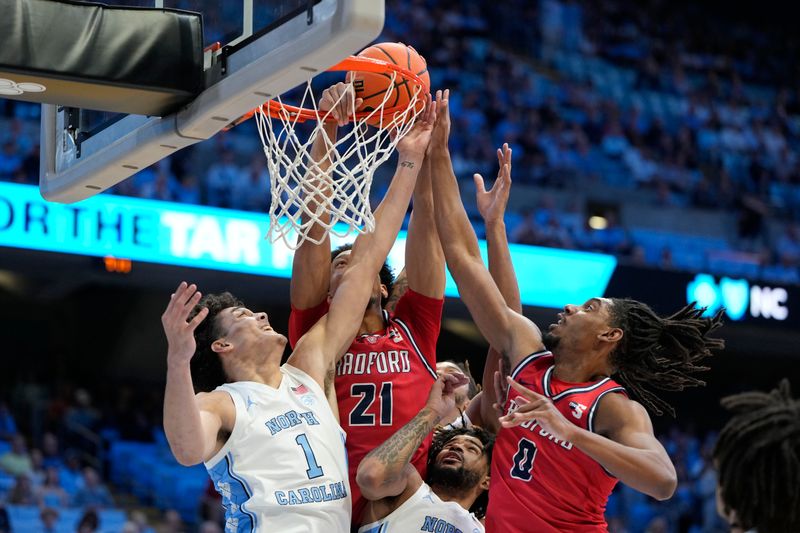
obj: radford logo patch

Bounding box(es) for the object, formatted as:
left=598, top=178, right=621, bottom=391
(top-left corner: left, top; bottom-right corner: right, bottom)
left=0, top=79, right=46, bottom=96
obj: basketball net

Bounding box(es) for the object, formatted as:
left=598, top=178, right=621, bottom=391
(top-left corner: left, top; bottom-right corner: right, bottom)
left=253, top=67, right=424, bottom=250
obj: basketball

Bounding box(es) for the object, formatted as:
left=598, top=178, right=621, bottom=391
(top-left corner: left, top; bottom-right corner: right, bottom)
left=348, top=42, right=430, bottom=126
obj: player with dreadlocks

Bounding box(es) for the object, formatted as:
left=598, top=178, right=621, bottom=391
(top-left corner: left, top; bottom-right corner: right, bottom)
left=713, top=379, right=800, bottom=533
left=428, top=89, right=725, bottom=532
left=356, top=372, right=493, bottom=532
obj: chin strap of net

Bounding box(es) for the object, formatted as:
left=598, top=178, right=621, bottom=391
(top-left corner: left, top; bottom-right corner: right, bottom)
left=254, top=74, right=423, bottom=250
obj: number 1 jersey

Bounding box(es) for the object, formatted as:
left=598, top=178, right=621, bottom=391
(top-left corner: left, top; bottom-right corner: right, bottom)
left=205, top=365, right=350, bottom=532
left=289, top=289, right=443, bottom=524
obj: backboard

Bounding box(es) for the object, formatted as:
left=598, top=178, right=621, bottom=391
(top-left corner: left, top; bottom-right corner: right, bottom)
left=39, top=0, right=384, bottom=203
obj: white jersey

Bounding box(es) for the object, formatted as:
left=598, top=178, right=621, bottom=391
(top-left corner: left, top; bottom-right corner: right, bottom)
left=205, top=364, right=350, bottom=532
left=358, top=483, right=484, bottom=533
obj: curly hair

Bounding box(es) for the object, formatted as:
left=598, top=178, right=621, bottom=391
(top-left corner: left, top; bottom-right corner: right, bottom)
left=426, top=425, right=495, bottom=519
left=713, top=379, right=800, bottom=533
left=332, top=244, right=394, bottom=306
left=187, top=292, right=243, bottom=393
left=608, top=299, right=725, bottom=416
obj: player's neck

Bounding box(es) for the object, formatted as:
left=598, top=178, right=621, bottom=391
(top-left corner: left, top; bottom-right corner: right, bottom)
left=552, top=349, right=611, bottom=383
left=358, top=303, right=386, bottom=335
left=430, top=484, right=478, bottom=512
left=224, top=349, right=283, bottom=388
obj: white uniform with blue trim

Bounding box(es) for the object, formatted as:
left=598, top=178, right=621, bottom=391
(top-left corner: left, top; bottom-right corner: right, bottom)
left=205, top=364, right=350, bottom=532
left=358, top=483, right=484, bottom=533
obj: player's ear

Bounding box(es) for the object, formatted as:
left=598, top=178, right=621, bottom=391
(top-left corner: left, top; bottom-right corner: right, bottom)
left=598, top=327, right=623, bottom=345
left=380, top=284, right=389, bottom=300
left=479, top=473, right=490, bottom=492
left=211, top=338, right=233, bottom=354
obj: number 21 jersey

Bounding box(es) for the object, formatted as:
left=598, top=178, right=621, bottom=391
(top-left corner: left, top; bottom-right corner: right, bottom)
left=289, top=289, right=443, bottom=523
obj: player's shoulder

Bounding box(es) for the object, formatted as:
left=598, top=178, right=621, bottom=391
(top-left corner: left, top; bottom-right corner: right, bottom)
left=392, top=288, right=444, bottom=317
left=592, top=392, right=650, bottom=435
left=195, top=390, right=236, bottom=427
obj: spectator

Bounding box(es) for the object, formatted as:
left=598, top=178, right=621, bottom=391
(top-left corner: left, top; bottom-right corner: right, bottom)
left=77, top=509, right=99, bottom=533
left=72, top=467, right=114, bottom=508
left=58, top=450, right=84, bottom=495
left=0, top=434, right=32, bottom=476
left=0, top=141, right=22, bottom=180
left=129, top=509, right=157, bottom=533
left=172, top=174, right=201, bottom=204
left=161, top=509, right=186, bottom=533
left=8, top=474, right=38, bottom=505
left=232, top=155, right=270, bottom=212
left=40, top=507, right=59, bottom=533
left=199, top=521, right=223, bottom=533
left=41, top=432, right=63, bottom=469
left=205, top=149, right=244, bottom=208
left=0, top=506, right=9, bottom=533
left=0, top=402, right=17, bottom=441
left=39, top=466, right=70, bottom=507
left=29, top=448, right=45, bottom=486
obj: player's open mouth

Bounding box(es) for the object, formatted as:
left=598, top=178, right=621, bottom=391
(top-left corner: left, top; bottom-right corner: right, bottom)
left=441, top=452, right=462, bottom=465
left=260, top=325, right=273, bottom=332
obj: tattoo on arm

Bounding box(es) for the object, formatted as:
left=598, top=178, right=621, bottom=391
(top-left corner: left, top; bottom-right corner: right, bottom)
left=385, top=272, right=408, bottom=313
left=400, top=161, right=416, bottom=169
left=366, top=407, right=437, bottom=479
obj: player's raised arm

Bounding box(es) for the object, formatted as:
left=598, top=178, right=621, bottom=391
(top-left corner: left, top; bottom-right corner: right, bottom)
left=289, top=97, right=436, bottom=385
left=406, top=150, right=445, bottom=299
left=290, top=83, right=363, bottom=311
left=429, top=90, right=542, bottom=363
left=357, top=373, right=469, bottom=500
left=466, top=144, right=529, bottom=431
left=161, top=282, right=234, bottom=466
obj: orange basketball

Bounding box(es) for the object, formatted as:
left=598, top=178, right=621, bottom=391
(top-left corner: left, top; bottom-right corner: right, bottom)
left=348, top=42, right=430, bottom=126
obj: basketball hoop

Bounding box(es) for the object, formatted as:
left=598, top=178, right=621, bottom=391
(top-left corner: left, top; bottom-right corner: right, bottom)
left=236, top=56, right=428, bottom=250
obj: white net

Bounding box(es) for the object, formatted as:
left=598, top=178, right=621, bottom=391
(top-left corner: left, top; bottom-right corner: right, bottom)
left=254, top=70, right=424, bottom=250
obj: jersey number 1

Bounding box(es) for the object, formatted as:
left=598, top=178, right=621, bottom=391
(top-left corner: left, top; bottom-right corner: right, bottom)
left=295, top=434, right=324, bottom=480
left=510, top=438, right=538, bottom=481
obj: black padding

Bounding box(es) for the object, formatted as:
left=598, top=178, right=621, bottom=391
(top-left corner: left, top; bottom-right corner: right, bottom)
left=0, top=0, right=204, bottom=116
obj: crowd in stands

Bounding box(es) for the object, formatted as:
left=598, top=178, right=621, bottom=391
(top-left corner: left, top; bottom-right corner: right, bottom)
left=0, top=383, right=224, bottom=533
left=2, top=0, right=800, bottom=286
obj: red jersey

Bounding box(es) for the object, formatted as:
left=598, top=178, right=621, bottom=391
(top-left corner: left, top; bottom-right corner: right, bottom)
left=486, top=351, right=626, bottom=532
left=288, top=289, right=443, bottom=523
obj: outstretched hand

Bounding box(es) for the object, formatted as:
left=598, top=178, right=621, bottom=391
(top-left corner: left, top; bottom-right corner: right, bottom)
left=396, top=93, right=436, bottom=158
left=319, top=82, right=363, bottom=127
left=475, top=143, right=512, bottom=224
left=498, top=377, right=576, bottom=443
left=427, top=89, right=451, bottom=154
left=161, top=282, right=208, bottom=367
left=426, top=372, right=470, bottom=421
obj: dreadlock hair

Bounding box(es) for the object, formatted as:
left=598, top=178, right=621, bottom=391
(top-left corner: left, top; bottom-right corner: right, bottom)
left=608, top=299, right=725, bottom=417
left=713, top=379, right=800, bottom=533
left=187, top=292, right=243, bottom=393
left=426, top=425, right=495, bottom=519
left=331, top=244, right=394, bottom=307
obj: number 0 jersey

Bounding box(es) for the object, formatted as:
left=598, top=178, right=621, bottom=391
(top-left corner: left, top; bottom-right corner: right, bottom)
left=289, top=289, right=443, bottom=523
left=486, top=352, right=627, bottom=532
left=204, top=365, right=350, bottom=532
